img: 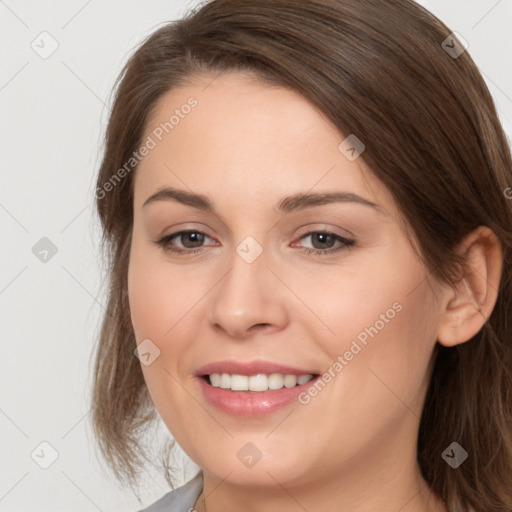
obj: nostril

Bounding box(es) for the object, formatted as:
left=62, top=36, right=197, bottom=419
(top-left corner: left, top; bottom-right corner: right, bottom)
left=251, top=323, right=272, bottom=332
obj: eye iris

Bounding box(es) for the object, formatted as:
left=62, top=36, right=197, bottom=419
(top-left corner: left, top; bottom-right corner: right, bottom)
left=182, top=232, right=204, bottom=248
left=312, top=233, right=334, bottom=249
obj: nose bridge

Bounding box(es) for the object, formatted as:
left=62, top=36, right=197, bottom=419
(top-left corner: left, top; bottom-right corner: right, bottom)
left=208, top=234, right=287, bottom=337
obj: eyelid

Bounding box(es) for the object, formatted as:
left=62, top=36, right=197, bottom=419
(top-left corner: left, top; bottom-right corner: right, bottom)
left=157, top=229, right=217, bottom=248
left=154, top=227, right=355, bottom=257
left=291, top=230, right=355, bottom=254
left=294, top=223, right=355, bottom=240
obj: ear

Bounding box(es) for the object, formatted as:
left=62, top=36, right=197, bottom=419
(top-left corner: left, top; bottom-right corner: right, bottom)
left=437, top=226, right=503, bottom=347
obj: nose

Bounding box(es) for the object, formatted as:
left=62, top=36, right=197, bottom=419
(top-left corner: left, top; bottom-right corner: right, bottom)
left=208, top=244, right=289, bottom=340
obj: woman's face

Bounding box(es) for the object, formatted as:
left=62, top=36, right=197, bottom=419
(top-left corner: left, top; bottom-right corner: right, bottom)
left=128, top=72, right=443, bottom=490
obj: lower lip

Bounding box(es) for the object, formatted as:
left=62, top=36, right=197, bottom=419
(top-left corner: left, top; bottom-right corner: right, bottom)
left=196, top=376, right=320, bottom=417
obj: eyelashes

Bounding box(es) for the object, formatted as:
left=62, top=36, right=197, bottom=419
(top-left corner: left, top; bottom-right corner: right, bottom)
left=153, top=229, right=355, bottom=257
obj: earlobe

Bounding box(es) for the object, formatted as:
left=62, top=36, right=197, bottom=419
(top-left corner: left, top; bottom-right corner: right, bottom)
left=437, top=226, right=502, bottom=347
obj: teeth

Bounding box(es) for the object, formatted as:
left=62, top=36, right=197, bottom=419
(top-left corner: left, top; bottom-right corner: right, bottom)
left=208, top=373, right=314, bottom=392
left=297, top=374, right=312, bottom=385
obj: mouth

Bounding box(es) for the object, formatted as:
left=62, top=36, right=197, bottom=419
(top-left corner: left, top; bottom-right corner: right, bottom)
left=195, top=361, right=322, bottom=416
left=201, top=372, right=319, bottom=392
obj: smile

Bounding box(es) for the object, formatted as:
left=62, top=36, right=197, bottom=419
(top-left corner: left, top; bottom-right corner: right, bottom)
left=207, top=372, right=315, bottom=392
left=197, top=372, right=321, bottom=417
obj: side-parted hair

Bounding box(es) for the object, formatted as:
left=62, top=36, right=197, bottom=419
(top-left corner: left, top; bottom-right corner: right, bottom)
left=91, top=1, right=512, bottom=509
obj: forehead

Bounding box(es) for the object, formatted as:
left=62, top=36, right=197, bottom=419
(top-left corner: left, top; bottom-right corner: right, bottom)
left=133, top=72, right=398, bottom=218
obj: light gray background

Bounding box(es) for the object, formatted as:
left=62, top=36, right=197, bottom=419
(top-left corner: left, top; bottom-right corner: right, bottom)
left=1, top=1, right=511, bottom=511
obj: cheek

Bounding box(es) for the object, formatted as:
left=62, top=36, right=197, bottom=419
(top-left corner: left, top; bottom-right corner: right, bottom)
left=127, top=244, right=201, bottom=431
left=127, top=262, right=164, bottom=341
left=127, top=241, right=198, bottom=341
left=127, top=240, right=211, bottom=395
left=289, top=244, right=427, bottom=355
left=304, top=242, right=438, bottom=411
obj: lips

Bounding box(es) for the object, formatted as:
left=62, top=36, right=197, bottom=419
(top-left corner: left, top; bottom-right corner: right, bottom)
left=195, top=360, right=319, bottom=377
left=194, top=360, right=321, bottom=416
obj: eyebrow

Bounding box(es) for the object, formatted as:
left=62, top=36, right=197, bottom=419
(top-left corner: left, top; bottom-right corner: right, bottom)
left=142, top=186, right=386, bottom=215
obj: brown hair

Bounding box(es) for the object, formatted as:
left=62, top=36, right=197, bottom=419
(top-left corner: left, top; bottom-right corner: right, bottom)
left=90, top=0, right=512, bottom=509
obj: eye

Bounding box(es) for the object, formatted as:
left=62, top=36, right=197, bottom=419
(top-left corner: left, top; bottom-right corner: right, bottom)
left=153, top=229, right=355, bottom=256
left=293, top=231, right=355, bottom=256
left=154, top=230, right=215, bottom=254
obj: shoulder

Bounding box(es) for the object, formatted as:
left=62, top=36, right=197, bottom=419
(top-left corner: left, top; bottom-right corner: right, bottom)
left=136, top=471, right=203, bottom=512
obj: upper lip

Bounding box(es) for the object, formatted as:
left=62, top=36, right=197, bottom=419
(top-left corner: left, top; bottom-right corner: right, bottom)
left=195, top=360, right=319, bottom=377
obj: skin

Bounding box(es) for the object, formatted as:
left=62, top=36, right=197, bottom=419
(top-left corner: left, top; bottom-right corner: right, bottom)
left=127, top=72, right=502, bottom=512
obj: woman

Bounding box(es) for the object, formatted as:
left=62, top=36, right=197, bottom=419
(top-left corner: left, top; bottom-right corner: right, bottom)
left=90, top=1, right=512, bottom=511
